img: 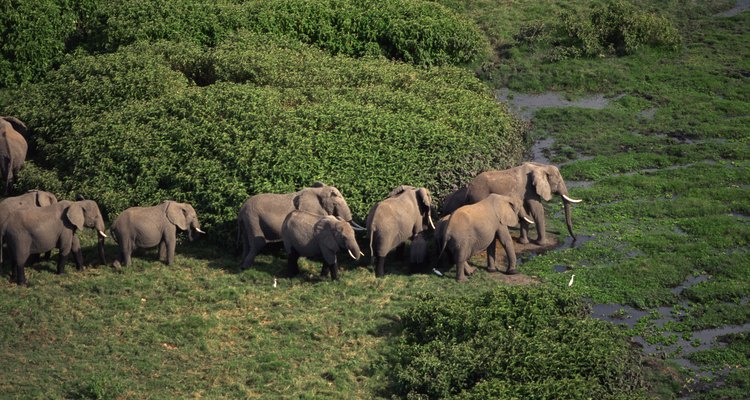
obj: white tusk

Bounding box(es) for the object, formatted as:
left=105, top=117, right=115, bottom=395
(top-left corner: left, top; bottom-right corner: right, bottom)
left=195, top=228, right=206, bottom=234
left=562, top=194, right=582, bottom=203
left=428, top=215, right=436, bottom=230
left=359, top=251, right=365, bottom=257
left=348, top=249, right=357, bottom=259
left=523, top=216, right=535, bottom=224
left=98, top=230, right=108, bottom=238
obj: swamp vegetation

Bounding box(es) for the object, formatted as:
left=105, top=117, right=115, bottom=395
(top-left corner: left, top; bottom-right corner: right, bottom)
left=0, top=0, right=748, bottom=398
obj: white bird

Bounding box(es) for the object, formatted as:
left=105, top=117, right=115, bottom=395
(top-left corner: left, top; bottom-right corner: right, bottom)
left=273, top=278, right=278, bottom=288
left=568, top=274, right=575, bottom=287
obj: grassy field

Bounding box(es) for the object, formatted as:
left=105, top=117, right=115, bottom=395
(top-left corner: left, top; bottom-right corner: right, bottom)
left=2, top=1, right=749, bottom=399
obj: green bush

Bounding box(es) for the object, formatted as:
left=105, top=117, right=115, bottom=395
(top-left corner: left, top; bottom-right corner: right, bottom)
left=518, top=0, right=680, bottom=60
left=6, top=35, right=525, bottom=243
left=382, top=286, right=648, bottom=399
left=77, top=0, right=487, bottom=66
left=0, top=0, right=79, bottom=87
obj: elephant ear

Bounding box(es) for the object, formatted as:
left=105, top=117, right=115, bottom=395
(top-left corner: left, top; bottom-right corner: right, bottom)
left=34, top=191, right=55, bottom=207
left=65, top=203, right=85, bottom=231
left=1, top=116, right=27, bottom=135
left=166, top=201, right=189, bottom=230
left=495, top=196, right=520, bottom=227
left=315, top=217, right=339, bottom=265
left=416, top=188, right=432, bottom=211
left=532, top=168, right=552, bottom=201
left=294, top=189, right=324, bottom=213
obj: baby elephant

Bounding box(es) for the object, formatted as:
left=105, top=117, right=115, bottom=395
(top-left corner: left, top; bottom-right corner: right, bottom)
left=438, top=194, right=533, bottom=282
left=110, top=201, right=204, bottom=267
left=282, top=210, right=363, bottom=280
left=1, top=200, right=107, bottom=285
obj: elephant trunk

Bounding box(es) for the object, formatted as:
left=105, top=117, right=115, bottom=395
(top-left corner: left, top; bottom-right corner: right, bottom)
left=97, top=236, right=106, bottom=265
left=345, top=239, right=362, bottom=261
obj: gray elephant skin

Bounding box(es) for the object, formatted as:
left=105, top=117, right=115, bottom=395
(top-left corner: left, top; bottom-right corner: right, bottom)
left=1, top=200, right=107, bottom=285
left=0, top=116, right=29, bottom=195
left=281, top=210, right=362, bottom=280
left=438, top=194, right=533, bottom=282
left=366, top=185, right=435, bottom=277
left=440, top=162, right=582, bottom=244
left=238, top=183, right=364, bottom=270
left=110, top=201, right=204, bottom=267
left=0, top=190, right=59, bottom=271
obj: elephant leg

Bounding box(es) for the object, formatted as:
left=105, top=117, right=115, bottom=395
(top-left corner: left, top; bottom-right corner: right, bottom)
left=11, top=246, right=30, bottom=285
left=114, top=241, right=133, bottom=267
left=320, top=263, right=330, bottom=278
left=286, top=249, right=300, bottom=276
left=519, top=220, right=530, bottom=244
left=498, top=227, right=517, bottom=274
left=527, top=200, right=548, bottom=244
left=241, top=237, right=266, bottom=270
left=57, top=250, right=70, bottom=275
left=72, top=236, right=84, bottom=270
left=329, top=261, right=339, bottom=281
left=456, top=260, right=469, bottom=282
left=486, top=240, right=499, bottom=272
left=158, top=240, right=167, bottom=262
left=375, top=255, right=386, bottom=278
left=165, top=232, right=176, bottom=266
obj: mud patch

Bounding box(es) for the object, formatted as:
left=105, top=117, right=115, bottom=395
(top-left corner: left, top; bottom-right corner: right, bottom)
left=530, top=138, right=554, bottom=164
left=485, top=271, right=541, bottom=285
left=714, top=0, right=750, bottom=17
left=496, top=88, right=622, bottom=119
left=566, top=180, right=595, bottom=189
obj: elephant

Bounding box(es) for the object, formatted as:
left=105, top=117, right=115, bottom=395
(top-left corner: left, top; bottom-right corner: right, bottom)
left=281, top=210, right=363, bottom=280
left=1, top=200, right=107, bottom=285
left=437, top=194, right=534, bottom=282
left=238, top=183, right=364, bottom=270
left=366, top=185, right=435, bottom=277
left=0, top=190, right=58, bottom=270
left=110, top=201, right=205, bottom=267
left=440, top=162, right=582, bottom=245
left=0, top=116, right=29, bottom=195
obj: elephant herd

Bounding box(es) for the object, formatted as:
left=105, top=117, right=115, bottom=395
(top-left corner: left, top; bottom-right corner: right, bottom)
left=0, top=116, right=582, bottom=285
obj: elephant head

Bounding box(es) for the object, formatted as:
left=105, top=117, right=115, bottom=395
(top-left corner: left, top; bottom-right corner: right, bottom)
left=165, top=201, right=205, bottom=241
left=490, top=194, right=534, bottom=228
left=389, top=185, right=436, bottom=230
left=314, top=216, right=362, bottom=267
left=64, top=200, right=108, bottom=264
left=527, top=162, right=581, bottom=238
left=294, top=183, right=365, bottom=230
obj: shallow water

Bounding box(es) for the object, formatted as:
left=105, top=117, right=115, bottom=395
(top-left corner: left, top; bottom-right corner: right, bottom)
left=496, top=88, right=619, bottom=119
left=714, top=0, right=750, bottom=17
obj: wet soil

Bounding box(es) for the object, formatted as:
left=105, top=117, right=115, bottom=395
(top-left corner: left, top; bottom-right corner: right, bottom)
left=714, top=0, right=750, bottom=17
left=496, top=88, right=621, bottom=119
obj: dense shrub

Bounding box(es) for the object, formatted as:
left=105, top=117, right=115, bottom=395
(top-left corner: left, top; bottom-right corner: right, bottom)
left=79, top=0, right=487, bottom=66
left=0, top=0, right=78, bottom=87
left=6, top=34, right=525, bottom=242
left=382, top=286, right=648, bottom=399
left=517, top=0, right=680, bottom=60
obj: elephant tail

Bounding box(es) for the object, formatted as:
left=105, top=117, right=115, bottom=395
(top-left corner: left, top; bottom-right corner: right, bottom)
left=368, top=229, right=375, bottom=266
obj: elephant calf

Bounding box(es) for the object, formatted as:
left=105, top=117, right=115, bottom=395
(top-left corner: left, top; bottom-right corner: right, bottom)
left=281, top=210, right=363, bottom=280
left=438, top=194, right=534, bottom=282
left=110, top=201, right=204, bottom=267
left=1, top=200, right=107, bottom=285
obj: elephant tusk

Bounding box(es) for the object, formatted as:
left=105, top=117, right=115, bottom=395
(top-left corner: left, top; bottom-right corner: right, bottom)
left=348, top=249, right=357, bottom=260
left=523, top=216, right=535, bottom=224
left=359, top=251, right=365, bottom=257
left=562, top=194, right=582, bottom=203
left=428, top=216, right=436, bottom=230
left=195, top=228, right=206, bottom=234
left=98, top=230, right=108, bottom=238
left=349, top=220, right=366, bottom=231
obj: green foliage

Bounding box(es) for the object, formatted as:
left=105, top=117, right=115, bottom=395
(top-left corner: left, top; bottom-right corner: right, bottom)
left=6, top=35, right=525, bottom=242
left=382, top=286, right=647, bottom=399
left=517, top=0, right=680, bottom=60
left=0, top=0, right=78, bottom=87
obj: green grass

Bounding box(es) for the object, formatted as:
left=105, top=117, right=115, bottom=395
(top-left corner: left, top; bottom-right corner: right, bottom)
left=2, top=0, right=750, bottom=398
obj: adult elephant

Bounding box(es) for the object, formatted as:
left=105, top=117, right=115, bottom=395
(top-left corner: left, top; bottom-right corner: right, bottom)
left=282, top=210, right=363, bottom=280
left=0, top=116, right=29, bottom=195
left=440, top=162, right=582, bottom=244
left=0, top=190, right=58, bottom=270
left=110, top=201, right=205, bottom=267
left=437, top=194, right=534, bottom=281
left=366, top=185, right=435, bottom=277
left=1, top=200, right=107, bottom=285
left=238, top=183, right=364, bottom=270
